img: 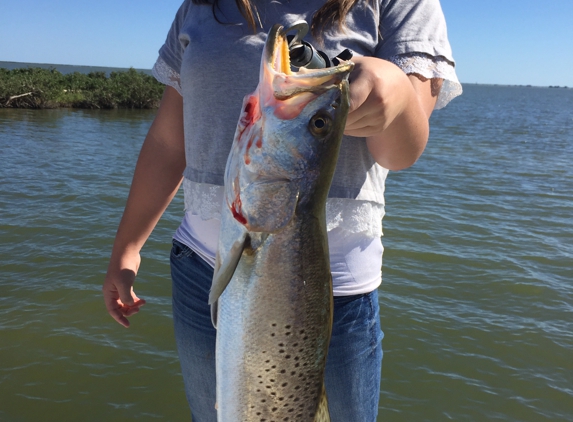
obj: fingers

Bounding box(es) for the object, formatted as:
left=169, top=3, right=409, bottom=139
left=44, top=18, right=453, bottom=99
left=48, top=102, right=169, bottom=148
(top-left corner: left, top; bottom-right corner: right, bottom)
left=103, top=288, right=131, bottom=328
left=104, top=292, right=147, bottom=328
left=345, top=96, right=386, bottom=137
left=103, top=268, right=146, bottom=328
left=346, top=71, right=371, bottom=126
left=345, top=59, right=385, bottom=136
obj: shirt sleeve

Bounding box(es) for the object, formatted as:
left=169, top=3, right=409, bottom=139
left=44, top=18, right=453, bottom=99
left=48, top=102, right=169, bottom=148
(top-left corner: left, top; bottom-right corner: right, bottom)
left=151, top=0, right=193, bottom=94
left=377, top=0, right=461, bottom=108
left=377, top=0, right=454, bottom=61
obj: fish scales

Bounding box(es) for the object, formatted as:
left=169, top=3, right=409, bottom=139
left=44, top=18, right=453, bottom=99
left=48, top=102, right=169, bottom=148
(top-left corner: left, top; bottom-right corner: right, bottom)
left=217, top=219, right=332, bottom=421
left=210, top=23, right=353, bottom=422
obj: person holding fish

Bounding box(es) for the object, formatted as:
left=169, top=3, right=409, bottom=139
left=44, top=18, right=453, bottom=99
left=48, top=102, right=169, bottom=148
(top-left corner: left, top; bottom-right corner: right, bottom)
left=103, top=0, right=461, bottom=420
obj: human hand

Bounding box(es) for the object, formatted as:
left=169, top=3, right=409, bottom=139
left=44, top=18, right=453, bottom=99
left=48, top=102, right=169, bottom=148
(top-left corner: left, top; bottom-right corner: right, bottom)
left=344, top=56, right=413, bottom=138
left=102, top=252, right=146, bottom=328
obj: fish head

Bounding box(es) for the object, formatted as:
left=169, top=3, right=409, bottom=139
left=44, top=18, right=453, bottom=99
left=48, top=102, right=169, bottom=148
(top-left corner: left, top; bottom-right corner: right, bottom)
left=225, top=24, right=354, bottom=232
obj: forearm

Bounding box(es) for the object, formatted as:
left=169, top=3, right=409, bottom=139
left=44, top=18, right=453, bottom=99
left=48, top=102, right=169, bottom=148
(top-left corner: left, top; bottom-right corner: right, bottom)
left=108, top=87, right=185, bottom=269
left=110, top=134, right=185, bottom=266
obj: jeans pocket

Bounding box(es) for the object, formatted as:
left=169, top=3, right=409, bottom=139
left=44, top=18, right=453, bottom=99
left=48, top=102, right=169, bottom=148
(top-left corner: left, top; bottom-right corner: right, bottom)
left=170, top=239, right=194, bottom=260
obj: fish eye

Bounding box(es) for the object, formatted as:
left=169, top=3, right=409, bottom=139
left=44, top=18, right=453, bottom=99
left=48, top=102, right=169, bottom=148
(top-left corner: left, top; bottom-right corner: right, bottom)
left=309, top=112, right=332, bottom=137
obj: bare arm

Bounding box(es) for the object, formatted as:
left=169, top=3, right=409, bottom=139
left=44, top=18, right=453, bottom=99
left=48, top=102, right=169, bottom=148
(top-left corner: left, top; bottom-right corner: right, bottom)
left=103, top=86, right=185, bottom=327
left=345, top=56, right=442, bottom=170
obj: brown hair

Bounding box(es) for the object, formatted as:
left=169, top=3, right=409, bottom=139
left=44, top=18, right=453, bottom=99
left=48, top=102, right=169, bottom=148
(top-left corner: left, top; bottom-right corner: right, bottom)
left=192, top=0, right=364, bottom=40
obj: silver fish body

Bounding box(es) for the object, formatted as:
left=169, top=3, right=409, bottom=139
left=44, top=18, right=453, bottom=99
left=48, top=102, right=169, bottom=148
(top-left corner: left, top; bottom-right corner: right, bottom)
left=210, top=24, right=353, bottom=422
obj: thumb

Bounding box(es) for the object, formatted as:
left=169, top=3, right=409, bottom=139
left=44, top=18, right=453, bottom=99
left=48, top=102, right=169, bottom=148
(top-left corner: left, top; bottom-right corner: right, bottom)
left=116, top=269, right=137, bottom=306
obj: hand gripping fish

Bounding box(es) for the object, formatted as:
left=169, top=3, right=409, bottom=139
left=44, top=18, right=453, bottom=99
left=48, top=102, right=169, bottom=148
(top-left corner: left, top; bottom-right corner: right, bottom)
left=209, top=23, right=353, bottom=422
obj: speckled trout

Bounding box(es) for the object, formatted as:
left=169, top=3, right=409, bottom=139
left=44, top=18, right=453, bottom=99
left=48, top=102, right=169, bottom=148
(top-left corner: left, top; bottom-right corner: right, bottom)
left=209, top=23, right=353, bottom=422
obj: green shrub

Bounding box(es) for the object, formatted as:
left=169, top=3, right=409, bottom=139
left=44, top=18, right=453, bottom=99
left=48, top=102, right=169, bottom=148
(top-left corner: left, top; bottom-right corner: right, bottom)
left=0, top=67, right=164, bottom=109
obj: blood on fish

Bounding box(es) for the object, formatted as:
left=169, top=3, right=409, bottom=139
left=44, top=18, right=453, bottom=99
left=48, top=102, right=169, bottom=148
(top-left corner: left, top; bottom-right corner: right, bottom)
left=244, top=136, right=254, bottom=165
left=239, top=95, right=261, bottom=133
left=232, top=204, right=247, bottom=225
left=231, top=195, right=247, bottom=225
left=239, top=95, right=264, bottom=166
left=230, top=180, right=248, bottom=225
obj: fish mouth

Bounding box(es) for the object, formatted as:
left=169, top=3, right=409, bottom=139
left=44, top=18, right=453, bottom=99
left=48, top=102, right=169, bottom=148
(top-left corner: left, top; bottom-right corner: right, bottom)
left=261, top=24, right=354, bottom=102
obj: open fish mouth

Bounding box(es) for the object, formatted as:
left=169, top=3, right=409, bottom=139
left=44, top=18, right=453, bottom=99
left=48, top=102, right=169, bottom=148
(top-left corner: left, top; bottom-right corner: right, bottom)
left=261, top=23, right=354, bottom=102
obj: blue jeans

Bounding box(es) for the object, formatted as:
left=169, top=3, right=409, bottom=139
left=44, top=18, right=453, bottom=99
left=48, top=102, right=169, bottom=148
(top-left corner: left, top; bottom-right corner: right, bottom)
left=170, top=240, right=383, bottom=422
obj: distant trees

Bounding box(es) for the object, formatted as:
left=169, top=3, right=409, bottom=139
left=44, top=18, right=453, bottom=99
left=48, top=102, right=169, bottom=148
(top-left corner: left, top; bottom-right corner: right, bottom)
left=0, top=67, right=164, bottom=109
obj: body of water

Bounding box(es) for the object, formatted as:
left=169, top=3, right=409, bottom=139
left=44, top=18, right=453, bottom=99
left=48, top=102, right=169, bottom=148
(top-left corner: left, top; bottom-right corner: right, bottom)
left=0, top=84, right=572, bottom=421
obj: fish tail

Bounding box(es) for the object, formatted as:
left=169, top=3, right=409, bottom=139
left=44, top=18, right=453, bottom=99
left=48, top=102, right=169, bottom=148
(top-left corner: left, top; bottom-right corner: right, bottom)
left=314, top=383, right=330, bottom=422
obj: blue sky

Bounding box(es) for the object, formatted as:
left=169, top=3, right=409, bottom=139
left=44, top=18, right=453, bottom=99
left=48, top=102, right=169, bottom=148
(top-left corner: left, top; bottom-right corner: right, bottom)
left=1, top=0, right=572, bottom=86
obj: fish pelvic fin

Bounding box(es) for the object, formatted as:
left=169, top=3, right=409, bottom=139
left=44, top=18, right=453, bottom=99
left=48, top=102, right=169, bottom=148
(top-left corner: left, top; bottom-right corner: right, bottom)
left=314, top=383, right=330, bottom=422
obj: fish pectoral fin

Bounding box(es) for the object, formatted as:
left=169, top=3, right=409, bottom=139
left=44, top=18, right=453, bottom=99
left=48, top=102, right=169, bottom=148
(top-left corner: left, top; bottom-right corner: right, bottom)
left=209, top=232, right=247, bottom=328
left=210, top=300, right=219, bottom=330
left=314, top=383, right=330, bottom=422
left=209, top=232, right=247, bottom=306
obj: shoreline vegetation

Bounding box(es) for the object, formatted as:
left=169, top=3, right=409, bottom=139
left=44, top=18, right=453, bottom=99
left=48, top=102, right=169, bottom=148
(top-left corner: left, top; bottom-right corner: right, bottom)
left=0, top=67, right=163, bottom=109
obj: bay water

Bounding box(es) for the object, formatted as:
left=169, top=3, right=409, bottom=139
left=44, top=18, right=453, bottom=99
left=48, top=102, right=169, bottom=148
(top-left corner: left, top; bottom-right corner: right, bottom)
left=0, top=84, right=572, bottom=421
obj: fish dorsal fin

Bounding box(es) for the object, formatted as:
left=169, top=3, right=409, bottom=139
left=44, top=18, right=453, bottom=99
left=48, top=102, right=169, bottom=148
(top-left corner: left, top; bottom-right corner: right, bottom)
left=314, top=383, right=330, bottom=422
left=209, top=231, right=247, bottom=328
